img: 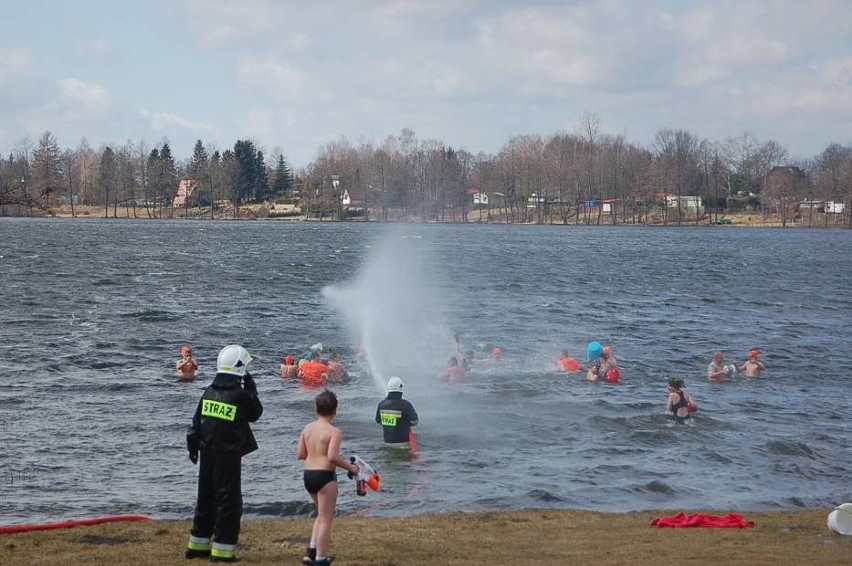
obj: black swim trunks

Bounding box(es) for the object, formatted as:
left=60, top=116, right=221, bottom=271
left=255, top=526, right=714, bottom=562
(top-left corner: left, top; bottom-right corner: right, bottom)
left=303, top=470, right=337, bottom=494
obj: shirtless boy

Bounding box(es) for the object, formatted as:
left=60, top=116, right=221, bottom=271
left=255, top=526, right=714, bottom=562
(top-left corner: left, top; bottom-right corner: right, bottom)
left=297, top=390, right=358, bottom=566
left=739, top=349, right=766, bottom=378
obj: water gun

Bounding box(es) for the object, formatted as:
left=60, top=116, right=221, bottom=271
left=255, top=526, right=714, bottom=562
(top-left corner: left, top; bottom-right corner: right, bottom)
left=348, top=455, right=381, bottom=496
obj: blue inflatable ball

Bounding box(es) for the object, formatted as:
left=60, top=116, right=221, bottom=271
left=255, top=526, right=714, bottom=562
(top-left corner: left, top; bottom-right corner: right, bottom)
left=587, top=341, right=604, bottom=361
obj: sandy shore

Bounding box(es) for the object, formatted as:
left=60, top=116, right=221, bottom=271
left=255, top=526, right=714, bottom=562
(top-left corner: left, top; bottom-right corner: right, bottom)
left=2, top=508, right=849, bottom=565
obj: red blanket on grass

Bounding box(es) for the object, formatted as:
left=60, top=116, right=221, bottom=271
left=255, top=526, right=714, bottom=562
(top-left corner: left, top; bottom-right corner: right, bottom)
left=651, top=512, right=755, bottom=528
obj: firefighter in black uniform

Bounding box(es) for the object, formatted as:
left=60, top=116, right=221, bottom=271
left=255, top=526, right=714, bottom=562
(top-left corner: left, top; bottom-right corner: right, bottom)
left=185, top=344, right=263, bottom=562
left=375, top=376, right=418, bottom=448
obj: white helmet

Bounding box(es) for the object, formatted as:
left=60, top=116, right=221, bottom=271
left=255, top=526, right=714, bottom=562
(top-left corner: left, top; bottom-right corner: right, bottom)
left=217, top=344, right=253, bottom=377
left=387, top=376, right=404, bottom=393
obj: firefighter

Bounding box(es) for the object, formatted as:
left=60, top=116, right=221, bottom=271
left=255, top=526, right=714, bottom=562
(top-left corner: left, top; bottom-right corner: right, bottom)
left=375, top=376, right=419, bottom=449
left=185, top=344, right=263, bottom=562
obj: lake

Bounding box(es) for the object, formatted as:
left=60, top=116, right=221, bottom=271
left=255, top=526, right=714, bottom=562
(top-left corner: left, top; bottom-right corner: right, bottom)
left=0, top=218, right=850, bottom=524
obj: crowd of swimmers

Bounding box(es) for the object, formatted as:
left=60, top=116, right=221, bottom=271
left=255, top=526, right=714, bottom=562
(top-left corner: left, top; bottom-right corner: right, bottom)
left=176, top=340, right=768, bottom=428
left=179, top=338, right=767, bottom=562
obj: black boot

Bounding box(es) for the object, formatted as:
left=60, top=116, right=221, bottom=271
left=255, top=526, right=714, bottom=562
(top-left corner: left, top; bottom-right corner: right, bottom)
left=185, top=548, right=211, bottom=559
left=301, top=547, right=316, bottom=565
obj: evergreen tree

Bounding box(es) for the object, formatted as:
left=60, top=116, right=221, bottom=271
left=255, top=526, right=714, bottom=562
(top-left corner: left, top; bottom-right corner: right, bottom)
left=99, top=146, right=117, bottom=217
left=188, top=139, right=209, bottom=208
left=272, top=154, right=292, bottom=196
left=32, top=131, right=62, bottom=207
left=254, top=149, right=269, bottom=202
left=233, top=140, right=257, bottom=206
left=146, top=148, right=162, bottom=217
left=160, top=142, right=179, bottom=209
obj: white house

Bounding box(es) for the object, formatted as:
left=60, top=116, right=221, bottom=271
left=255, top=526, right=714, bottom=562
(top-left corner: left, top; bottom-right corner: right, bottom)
left=666, top=195, right=702, bottom=209
left=827, top=201, right=845, bottom=214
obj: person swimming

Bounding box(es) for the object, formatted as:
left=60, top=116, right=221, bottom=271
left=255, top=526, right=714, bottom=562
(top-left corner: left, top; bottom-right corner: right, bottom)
left=666, top=377, right=697, bottom=424
left=176, top=344, right=198, bottom=381
left=280, top=355, right=298, bottom=379
left=440, top=356, right=467, bottom=384
left=558, top=350, right=582, bottom=373
left=738, top=348, right=766, bottom=378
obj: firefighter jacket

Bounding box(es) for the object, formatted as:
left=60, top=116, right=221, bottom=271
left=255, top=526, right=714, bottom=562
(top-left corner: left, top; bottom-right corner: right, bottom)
left=375, top=392, right=418, bottom=444
left=187, top=373, right=263, bottom=459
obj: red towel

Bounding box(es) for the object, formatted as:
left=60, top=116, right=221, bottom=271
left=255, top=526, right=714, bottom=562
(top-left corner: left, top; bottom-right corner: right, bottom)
left=651, top=512, right=754, bottom=528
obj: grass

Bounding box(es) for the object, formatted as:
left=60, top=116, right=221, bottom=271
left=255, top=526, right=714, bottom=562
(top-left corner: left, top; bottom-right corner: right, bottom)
left=2, top=508, right=849, bottom=565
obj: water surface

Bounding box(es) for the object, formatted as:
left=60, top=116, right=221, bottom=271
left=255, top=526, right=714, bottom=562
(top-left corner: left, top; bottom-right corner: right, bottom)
left=0, top=219, right=850, bottom=524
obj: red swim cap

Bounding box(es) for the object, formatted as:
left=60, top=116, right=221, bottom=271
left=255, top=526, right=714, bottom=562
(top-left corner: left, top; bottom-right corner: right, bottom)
left=603, top=345, right=612, bottom=356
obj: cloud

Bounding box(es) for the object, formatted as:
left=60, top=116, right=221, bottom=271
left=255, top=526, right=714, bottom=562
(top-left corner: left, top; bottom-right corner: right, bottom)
left=74, top=37, right=111, bottom=58
left=239, top=108, right=297, bottom=148
left=181, top=0, right=287, bottom=47
left=59, top=78, right=112, bottom=117
left=673, top=1, right=852, bottom=86
left=0, top=48, right=43, bottom=109
left=0, top=47, right=35, bottom=80
left=471, top=3, right=677, bottom=93
left=138, top=109, right=214, bottom=135
left=735, top=57, right=852, bottom=118
left=237, top=56, right=313, bottom=102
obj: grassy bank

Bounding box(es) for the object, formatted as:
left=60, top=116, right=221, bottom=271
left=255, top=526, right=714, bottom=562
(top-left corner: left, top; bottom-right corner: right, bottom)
left=3, top=509, right=849, bottom=565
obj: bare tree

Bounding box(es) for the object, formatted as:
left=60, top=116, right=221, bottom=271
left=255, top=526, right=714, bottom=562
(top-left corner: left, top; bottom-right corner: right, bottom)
left=812, top=143, right=852, bottom=227
left=764, top=165, right=809, bottom=227
left=654, top=129, right=701, bottom=226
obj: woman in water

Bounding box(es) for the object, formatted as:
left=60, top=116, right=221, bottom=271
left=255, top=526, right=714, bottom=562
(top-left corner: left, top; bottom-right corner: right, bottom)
left=666, top=377, right=697, bottom=424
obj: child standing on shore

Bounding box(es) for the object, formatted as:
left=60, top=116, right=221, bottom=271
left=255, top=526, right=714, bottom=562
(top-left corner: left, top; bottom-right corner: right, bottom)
left=297, top=389, right=359, bottom=566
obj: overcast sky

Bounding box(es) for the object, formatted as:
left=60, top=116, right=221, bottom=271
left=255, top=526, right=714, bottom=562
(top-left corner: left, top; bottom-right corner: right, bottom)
left=1, top=0, right=850, bottom=168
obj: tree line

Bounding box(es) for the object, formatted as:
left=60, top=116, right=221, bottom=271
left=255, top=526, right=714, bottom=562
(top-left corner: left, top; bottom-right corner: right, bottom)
left=0, top=134, right=292, bottom=219
left=2, top=113, right=850, bottom=227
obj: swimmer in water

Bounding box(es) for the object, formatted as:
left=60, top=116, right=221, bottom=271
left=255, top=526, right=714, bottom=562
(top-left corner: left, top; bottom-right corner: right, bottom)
left=280, top=355, right=298, bottom=379
left=558, top=350, right=582, bottom=373
left=176, top=344, right=198, bottom=382
left=666, top=377, right=697, bottom=424
left=738, top=348, right=766, bottom=378
left=707, top=352, right=730, bottom=382
left=439, top=356, right=467, bottom=384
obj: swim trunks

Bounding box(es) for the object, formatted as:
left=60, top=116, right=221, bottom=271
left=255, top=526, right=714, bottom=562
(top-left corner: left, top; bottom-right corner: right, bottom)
left=303, top=470, right=337, bottom=494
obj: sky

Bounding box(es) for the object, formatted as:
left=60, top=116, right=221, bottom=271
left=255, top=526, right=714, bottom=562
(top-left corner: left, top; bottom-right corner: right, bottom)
left=1, top=0, right=851, bottom=168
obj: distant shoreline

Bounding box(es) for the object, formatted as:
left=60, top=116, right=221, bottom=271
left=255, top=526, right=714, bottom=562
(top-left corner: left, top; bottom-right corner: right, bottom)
left=4, top=205, right=849, bottom=228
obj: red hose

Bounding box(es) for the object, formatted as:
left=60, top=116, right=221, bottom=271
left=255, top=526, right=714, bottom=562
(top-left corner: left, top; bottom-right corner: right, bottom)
left=0, top=514, right=153, bottom=534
